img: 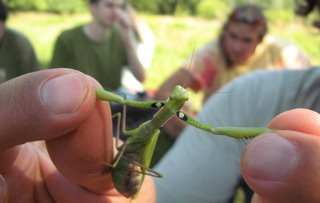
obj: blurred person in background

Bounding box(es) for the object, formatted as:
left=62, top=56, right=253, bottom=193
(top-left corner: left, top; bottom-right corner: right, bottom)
left=156, top=3, right=311, bottom=137
left=50, top=0, right=145, bottom=91
left=0, top=0, right=38, bottom=83
left=120, top=4, right=155, bottom=94
left=156, top=4, right=310, bottom=102
left=154, top=1, right=320, bottom=203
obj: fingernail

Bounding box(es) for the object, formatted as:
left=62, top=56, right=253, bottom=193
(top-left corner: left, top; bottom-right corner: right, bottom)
left=243, top=133, right=299, bottom=181
left=40, top=73, right=88, bottom=114
left=85, top=75, right=102, bottom=88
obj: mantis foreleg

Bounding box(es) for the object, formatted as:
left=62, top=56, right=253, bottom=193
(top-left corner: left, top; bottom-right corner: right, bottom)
left=96, top=88, right=166, bottom=109
left=176, top=111, right=271, bottom=139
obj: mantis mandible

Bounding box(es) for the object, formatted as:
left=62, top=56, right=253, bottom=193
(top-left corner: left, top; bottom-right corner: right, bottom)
left=96, top=85, right=271, bottom=198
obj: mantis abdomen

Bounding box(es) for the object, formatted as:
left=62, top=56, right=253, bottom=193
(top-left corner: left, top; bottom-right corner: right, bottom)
left=110, top=126, right=161, bottom=198
left=112, top=153, right=144, bottom=198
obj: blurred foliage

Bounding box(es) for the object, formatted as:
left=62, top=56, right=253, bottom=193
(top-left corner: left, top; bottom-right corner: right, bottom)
left=129, top=0, right=297, bottom=16
left=6, top=0, right=87, bottom=13
left=156, top=0, right=179, bottom=14
left=128, top=0, right=157, bottom=13
left=7, top=10, right=320, bottom=113
left=196, top=0, right=229, bottom=19
left=8, top=10, right=320, bottom=81
left=177, top=0, right=200, bottom=15
left=227, top=0, right=295, bottom=9
left=265, top=9, right=295, bottom=23
left=5, top=0, right=297, bottom=16
left=129, top=0, right=184, bottom=14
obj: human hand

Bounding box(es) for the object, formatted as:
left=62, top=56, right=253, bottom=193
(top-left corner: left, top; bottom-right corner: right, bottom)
left=241, top=108, right=320, bottom=203
left=113, top=8, right=133, bottom=32
left=0, top=69, right=155, bottom=203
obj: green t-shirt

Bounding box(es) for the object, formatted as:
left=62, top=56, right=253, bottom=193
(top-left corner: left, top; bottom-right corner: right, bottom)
left=50, top=25, right=128, bottom=90
left=0, top=28, right=38, bottom=82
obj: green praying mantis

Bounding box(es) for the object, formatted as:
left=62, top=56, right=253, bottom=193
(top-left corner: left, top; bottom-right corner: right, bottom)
left=96, top=85, right=271, bottom=198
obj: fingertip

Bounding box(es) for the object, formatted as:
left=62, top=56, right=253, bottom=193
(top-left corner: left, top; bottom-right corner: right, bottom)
left=0, top=69, right=98, bottom=148
left=241, top=133, right=299, bottom=185
left=85, top=75, right=102, bottom=89
left=241, top=109, right=320, bottom=203
left=39, top=72, right=91, bottom=115
left=242, top=129, right=320, bottom=202
left=36, top=70, right=99, bottom=139
left=269, top=108, right=320, bottom=135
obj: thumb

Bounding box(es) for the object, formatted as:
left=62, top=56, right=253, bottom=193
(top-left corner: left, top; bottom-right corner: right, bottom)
left=241, top=109, right=320, bottom=203
left=0, top=68, right=96, bottom=149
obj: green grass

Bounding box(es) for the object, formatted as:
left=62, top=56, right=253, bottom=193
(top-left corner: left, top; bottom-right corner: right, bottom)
left=8, top=10, right=320, bottom=110
left=8, top=12, right=91, bottom=67
left=9, top=11, right=320, bottom=78
left=8, top=11, right=320, bottom=88
left=8, top=11, right=320, bottom=111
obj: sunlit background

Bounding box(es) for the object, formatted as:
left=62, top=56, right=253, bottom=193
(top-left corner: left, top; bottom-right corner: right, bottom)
left=7, top=0, right=320, bottom=90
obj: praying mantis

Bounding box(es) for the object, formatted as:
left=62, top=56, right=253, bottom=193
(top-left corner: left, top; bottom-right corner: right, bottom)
left=96, top=85, right=271, bottom=198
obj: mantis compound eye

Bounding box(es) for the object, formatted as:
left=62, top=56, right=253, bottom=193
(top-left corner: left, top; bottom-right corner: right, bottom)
left=151, top=102, right=165, bottom=108
left=176, top=111, right=188, bottom=121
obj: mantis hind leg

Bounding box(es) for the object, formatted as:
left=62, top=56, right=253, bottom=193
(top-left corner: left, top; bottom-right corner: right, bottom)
left=104, top=141, right=129, bottom=172
left=122, top=156, right=162, bottom=178
left=121, top=103, right=129, bottom=135
left=106, top=103, right=131, bottom=172
left=106, top=104, right=132, bottom=171
left=112, top=112, right=122, bottom=149
left=112, top=104, right=130, bottom=149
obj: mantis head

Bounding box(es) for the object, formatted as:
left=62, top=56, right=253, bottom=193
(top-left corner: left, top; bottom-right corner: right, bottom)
left=170, top=85, right=189, bottom=103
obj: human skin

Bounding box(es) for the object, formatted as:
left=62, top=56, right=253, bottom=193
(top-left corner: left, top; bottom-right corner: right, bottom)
left=222, top=21, right=262, bottom=66
left=0, top=68, right=155, bottom=203
left=242, top=108, right=320, bottom=203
